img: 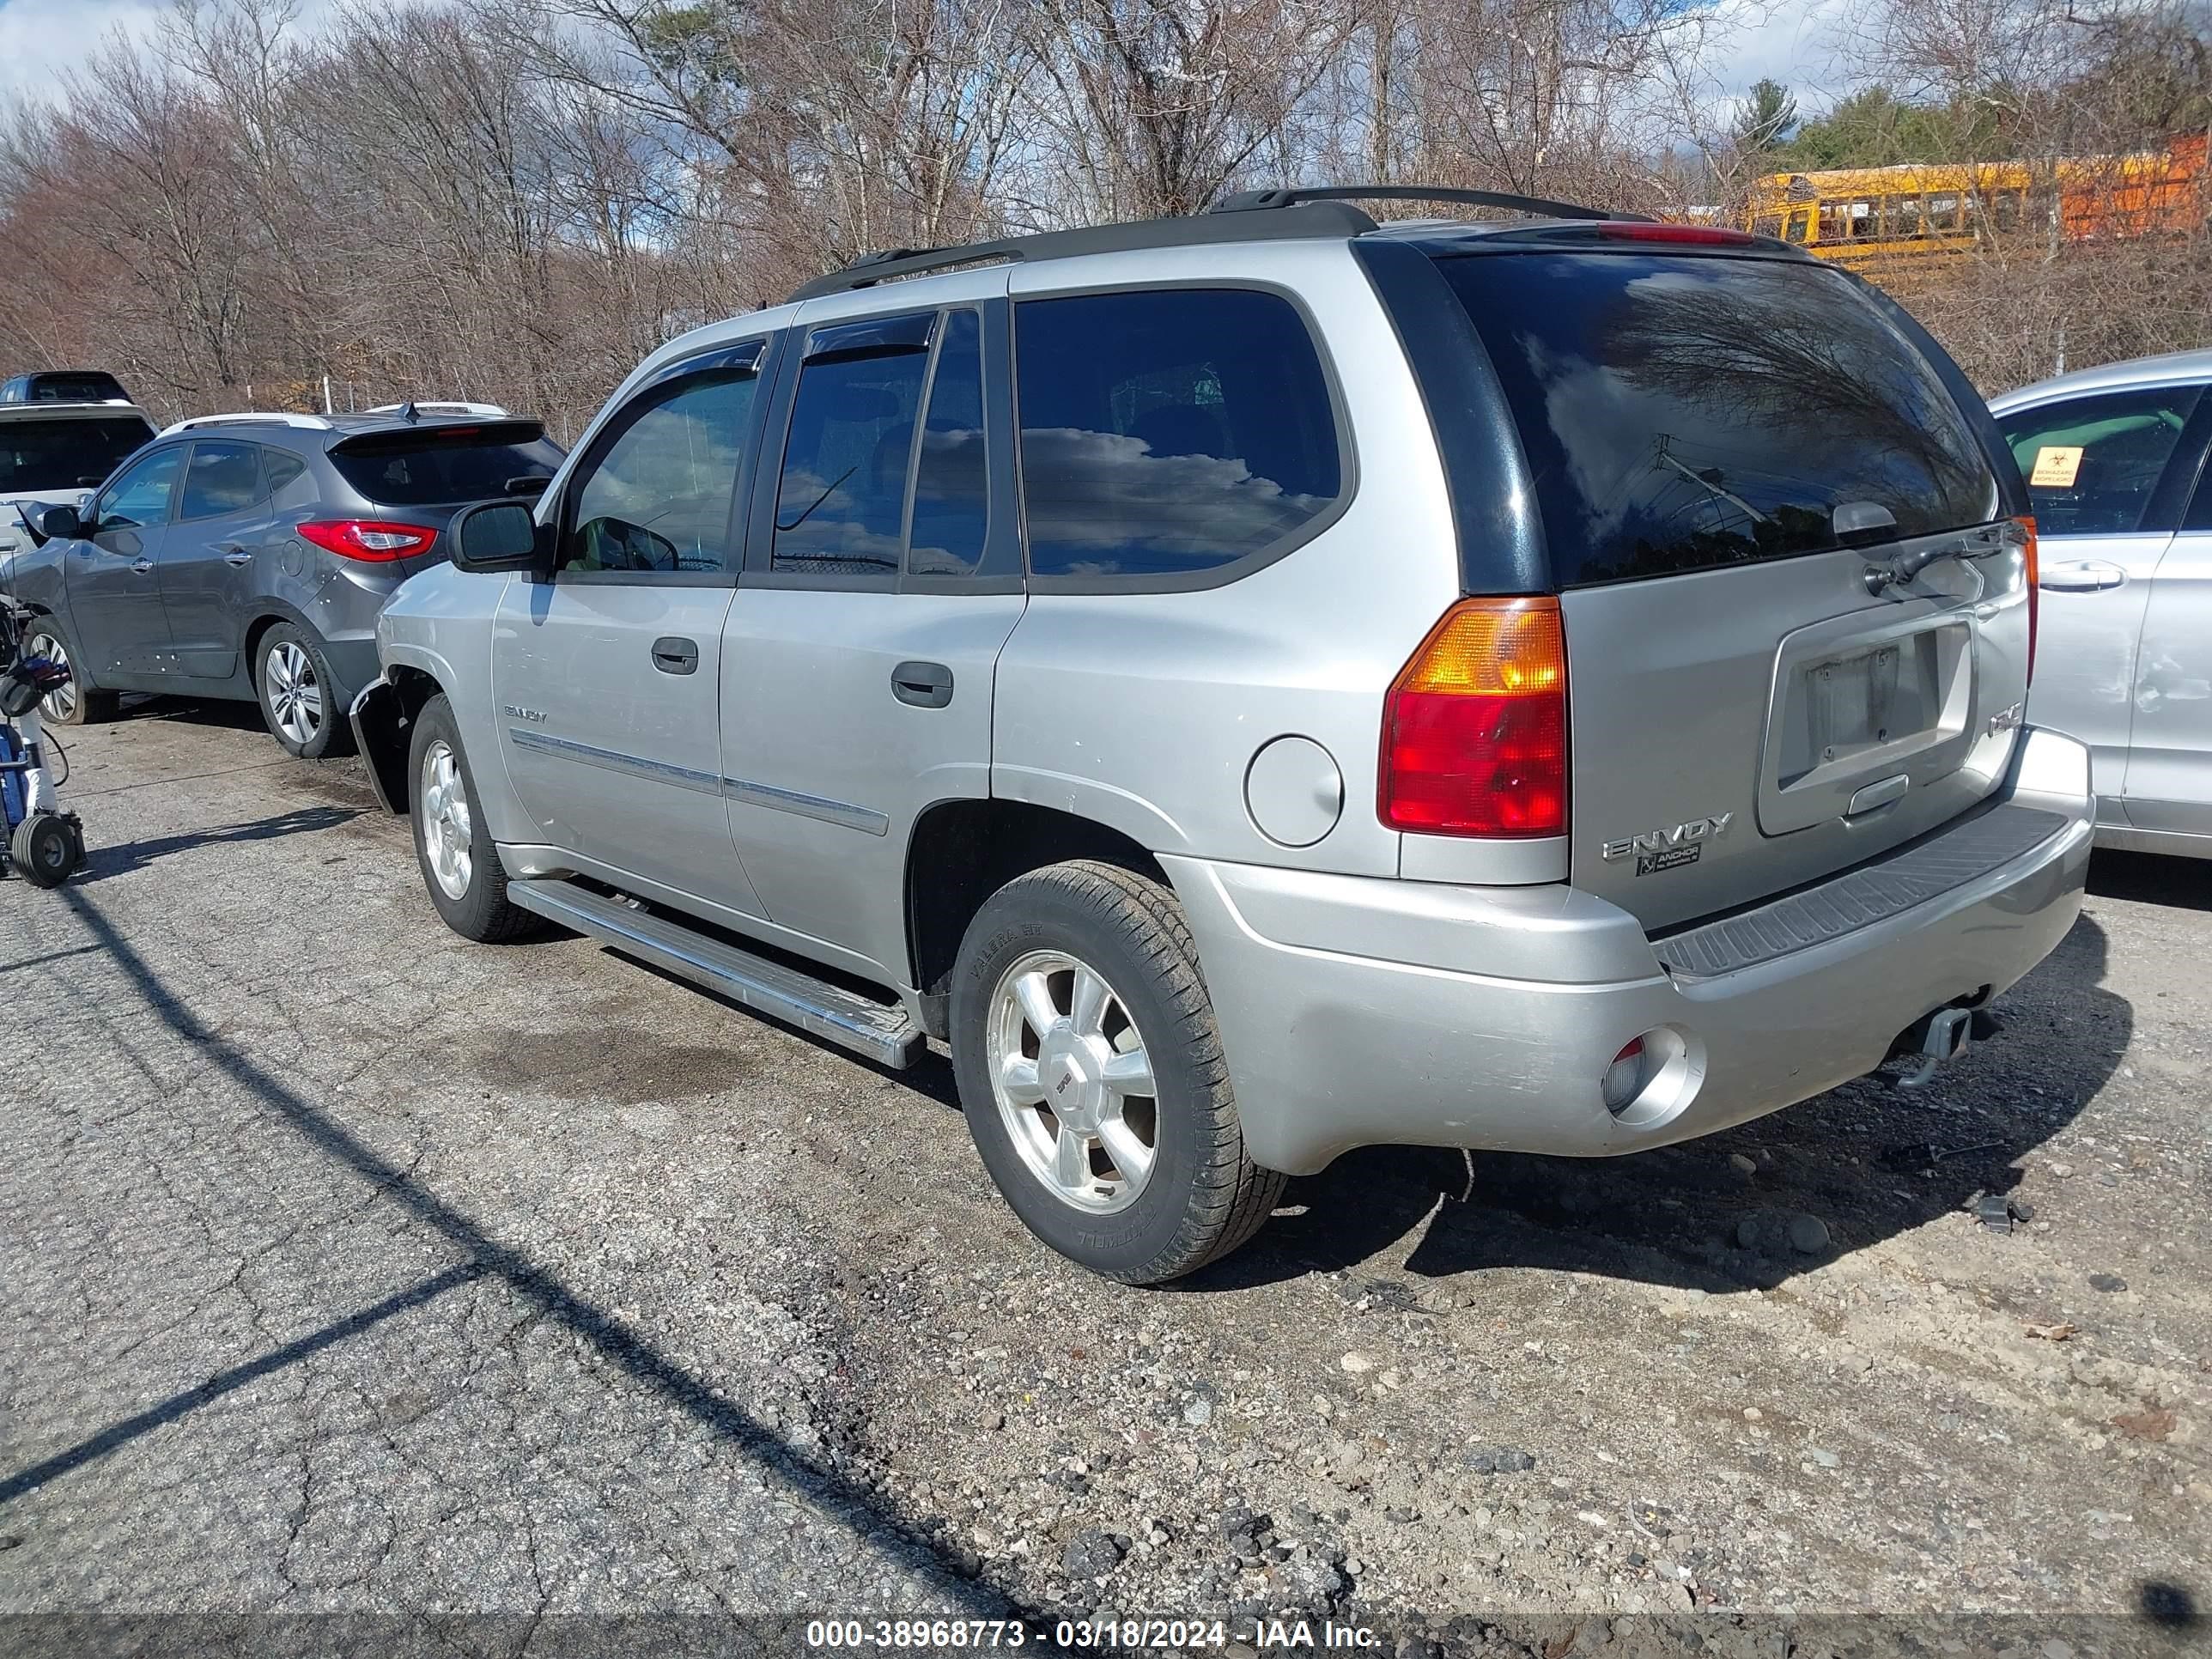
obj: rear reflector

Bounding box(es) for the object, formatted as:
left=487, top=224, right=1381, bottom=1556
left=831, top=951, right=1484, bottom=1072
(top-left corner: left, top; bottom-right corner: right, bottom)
left=1379, top=597, right=1568, bottom=837
left=2014, top=515, right=2039, bottom=684
left=296, top=519, right=439, bottom=562
left=1602, top=1037, right=1648, bottom=1113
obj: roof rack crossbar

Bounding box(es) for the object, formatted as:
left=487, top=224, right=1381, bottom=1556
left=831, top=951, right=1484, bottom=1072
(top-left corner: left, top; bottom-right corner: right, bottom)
left=1209, top=184, right=1649, bottom=223
left=783, top=199, right=1378, bottom=303
left=157, top=410, right=336, bottom=437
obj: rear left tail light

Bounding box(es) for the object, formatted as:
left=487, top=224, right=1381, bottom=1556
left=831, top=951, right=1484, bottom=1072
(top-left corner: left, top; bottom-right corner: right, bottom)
left=1379, top=597, right=1568, bottom=837
left=295, top=519, right=439, bottom=562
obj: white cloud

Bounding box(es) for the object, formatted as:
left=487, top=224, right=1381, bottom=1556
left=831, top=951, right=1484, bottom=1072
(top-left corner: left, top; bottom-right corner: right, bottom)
left=1695, top=0, right=1859, bottom=118
left=0, top=0, right=167, bottom=107
left=0, top=0, right=427, bottom=110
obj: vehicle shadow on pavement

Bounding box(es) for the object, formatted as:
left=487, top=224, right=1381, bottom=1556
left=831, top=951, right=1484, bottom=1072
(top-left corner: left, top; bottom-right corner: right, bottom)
left=76, top=805, right=363, bottom=884
left=1198, top=912, right=2130, bottom=1296
left=110, top=693, right=267, bottom=732
left=17, top=885, right=1024, bottom=1619
left=2088, top=849, right=2212, bottom=912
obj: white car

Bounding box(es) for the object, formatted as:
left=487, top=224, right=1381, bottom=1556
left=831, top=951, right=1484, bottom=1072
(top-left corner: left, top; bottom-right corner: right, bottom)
left=1992, top=350, right=2212, bottom=858
left=0, top=399, right=158, bottom=574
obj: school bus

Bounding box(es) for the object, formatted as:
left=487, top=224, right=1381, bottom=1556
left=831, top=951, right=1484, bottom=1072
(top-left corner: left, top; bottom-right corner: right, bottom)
left=1745, top=134, right=2206, bottom=270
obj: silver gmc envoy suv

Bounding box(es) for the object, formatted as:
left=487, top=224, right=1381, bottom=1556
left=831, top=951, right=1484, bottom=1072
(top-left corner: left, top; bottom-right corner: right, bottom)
left=353, top=186, right=2094, bottom=1284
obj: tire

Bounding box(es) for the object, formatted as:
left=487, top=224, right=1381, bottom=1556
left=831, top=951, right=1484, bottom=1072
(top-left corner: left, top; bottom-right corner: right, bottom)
left=10, top=813, right=82, bottom=888
left=950, top=859, right=1286, bottom=1285
left=255, top=622, right=351, bottom=759
left=407, top=692, right=540, bottom=943
left=21, top=619, right=118, bottom=726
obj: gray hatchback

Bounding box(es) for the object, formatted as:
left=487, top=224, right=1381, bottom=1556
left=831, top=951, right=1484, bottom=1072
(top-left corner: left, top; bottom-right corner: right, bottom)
left=7, top=408, right=562, bottom=756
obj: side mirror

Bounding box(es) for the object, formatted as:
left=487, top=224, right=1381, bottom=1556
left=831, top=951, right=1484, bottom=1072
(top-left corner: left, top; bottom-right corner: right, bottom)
left=35, top=503, right=84, bottom=541
left=448, top=499, right=550, bottom=575
left=503, top=473, right=553, bottom=499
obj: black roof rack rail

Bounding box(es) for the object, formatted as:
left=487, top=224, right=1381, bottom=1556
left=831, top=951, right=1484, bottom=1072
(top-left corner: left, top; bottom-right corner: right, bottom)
left=781, top=185, right=1646, bottom=304
left=783, top=199, right=1379, bottom=303
left=1209, top=184, right=1651, bottom=223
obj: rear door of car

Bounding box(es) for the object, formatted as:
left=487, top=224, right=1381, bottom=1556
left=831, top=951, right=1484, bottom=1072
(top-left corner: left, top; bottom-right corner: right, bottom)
left=2123, top=416, right=2212, bottom=838
left=491, top=342, right=772, bottom=913
left=159, top=437, right=280, bottom=681
left=1425, top=240, right=2026, bottom=930
left=1991, top=382, right=2207, bottom=815
left=72, top=442, right=186, bottom=680
left=720, top=276, right=1024, bottom=981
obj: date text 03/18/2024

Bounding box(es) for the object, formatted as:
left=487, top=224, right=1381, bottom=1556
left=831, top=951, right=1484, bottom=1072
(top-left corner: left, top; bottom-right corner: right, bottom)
left=803, top=1616, right=1384, bottom=1650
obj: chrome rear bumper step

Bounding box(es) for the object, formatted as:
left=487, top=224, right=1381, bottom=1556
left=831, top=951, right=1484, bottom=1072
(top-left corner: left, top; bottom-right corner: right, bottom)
left=506, top=878, right=927, bottom=1068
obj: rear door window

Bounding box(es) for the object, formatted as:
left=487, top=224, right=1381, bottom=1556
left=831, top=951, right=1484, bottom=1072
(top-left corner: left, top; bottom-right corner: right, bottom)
left=1435, top=252, right=1997, bottom=586
left=1995, top=386, right=2203, bottom=537
left=771, top=314, right=934, bottom=576
left=908, top=310, right=990, bottom=577
left=1013, top=287, right=1343, bottom=581
left=330, top=422, right=564, bottom=507
left=179, top=441, right=267, bottom=520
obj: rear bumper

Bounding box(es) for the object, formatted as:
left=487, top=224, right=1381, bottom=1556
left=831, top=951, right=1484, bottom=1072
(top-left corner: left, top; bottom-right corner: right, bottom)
left=319, top=635, right=382, bottom=709
left=1168, top=726, right=2094, bottom=1175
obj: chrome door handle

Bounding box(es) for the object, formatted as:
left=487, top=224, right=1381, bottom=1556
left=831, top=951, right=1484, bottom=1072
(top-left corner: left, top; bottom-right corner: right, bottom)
left=131, top=558, right=154, bottom=574
left=222, top=544, right=252, bottom=566
left=2039, top=560, right=2126, bottom=592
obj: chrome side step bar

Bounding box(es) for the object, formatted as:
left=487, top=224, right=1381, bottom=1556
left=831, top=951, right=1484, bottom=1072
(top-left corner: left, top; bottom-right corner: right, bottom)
left=506, top=878, right=927, bottom=1068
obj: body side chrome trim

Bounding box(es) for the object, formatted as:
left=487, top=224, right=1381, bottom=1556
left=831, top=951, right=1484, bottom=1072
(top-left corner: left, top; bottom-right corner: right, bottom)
left=507, top=727, right=723, bottom=796
left=722, top=774, right=890, bottom=836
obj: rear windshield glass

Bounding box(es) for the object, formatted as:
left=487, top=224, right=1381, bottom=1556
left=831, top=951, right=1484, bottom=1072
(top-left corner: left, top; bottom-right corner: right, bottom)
left=1436, top=252, right=1996, bottom=587
left=0, top=416, right=155, bottom=493
left=35, top=375, right=128, bottom=403
left=329, top=423, right=562, bottom=507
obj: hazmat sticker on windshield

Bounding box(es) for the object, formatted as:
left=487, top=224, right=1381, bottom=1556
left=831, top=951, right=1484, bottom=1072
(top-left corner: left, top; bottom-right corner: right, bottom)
left=2030, top=445, right=2084, bottom=488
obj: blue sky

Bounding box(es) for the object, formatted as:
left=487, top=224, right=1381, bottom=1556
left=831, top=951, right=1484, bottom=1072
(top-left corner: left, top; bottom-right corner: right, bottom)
left=0, top=0, right=1848, bottom=122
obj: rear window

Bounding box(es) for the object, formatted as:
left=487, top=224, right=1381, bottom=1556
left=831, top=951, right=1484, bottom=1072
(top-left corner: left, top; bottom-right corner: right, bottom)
left=329, top=422, right=563, bottom=507
left=22, top=373, right=130, bottom=404
left=1436, top=252, right=1996, bottom=587
left=1014, top=288, right=1342, bottom=580
left=0, top=416, right=155, bottom=493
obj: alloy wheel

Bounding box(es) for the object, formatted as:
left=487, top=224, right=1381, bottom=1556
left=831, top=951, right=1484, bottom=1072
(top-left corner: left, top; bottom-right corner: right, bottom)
left=24, top=632, right=75, bottom=723
left=264, top=640, right=323, bottom=745
left=417, top=738, right=473, bottom=901
left=985, top=948, right=1159, bottom=1213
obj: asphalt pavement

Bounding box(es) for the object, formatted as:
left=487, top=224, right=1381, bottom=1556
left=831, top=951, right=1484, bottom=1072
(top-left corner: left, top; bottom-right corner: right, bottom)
left=2, top=697, right=2206, bottom=1659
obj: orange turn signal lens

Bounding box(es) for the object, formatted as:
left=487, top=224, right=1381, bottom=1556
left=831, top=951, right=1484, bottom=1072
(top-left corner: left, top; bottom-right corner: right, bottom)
left=1380, top=598, right=1569, bottom=838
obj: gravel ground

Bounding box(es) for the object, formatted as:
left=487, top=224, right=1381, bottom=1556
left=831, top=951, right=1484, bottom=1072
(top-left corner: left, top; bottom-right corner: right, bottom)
left=2, top=697, right=2207, bottom=1658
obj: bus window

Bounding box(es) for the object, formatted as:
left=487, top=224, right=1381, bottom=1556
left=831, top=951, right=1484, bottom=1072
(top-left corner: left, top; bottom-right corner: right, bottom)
left=1991, top=190, right=2021, bottom=232
left=1929, top=193, right=1960, bottom=230
left=1851, top=199, right=1876, bottom=238
left=1785, top=210, right=1809, bottom=244
left=1752, top=214, right=1782, bottom=238
left=1896, top=194, right=1924, bottom=237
